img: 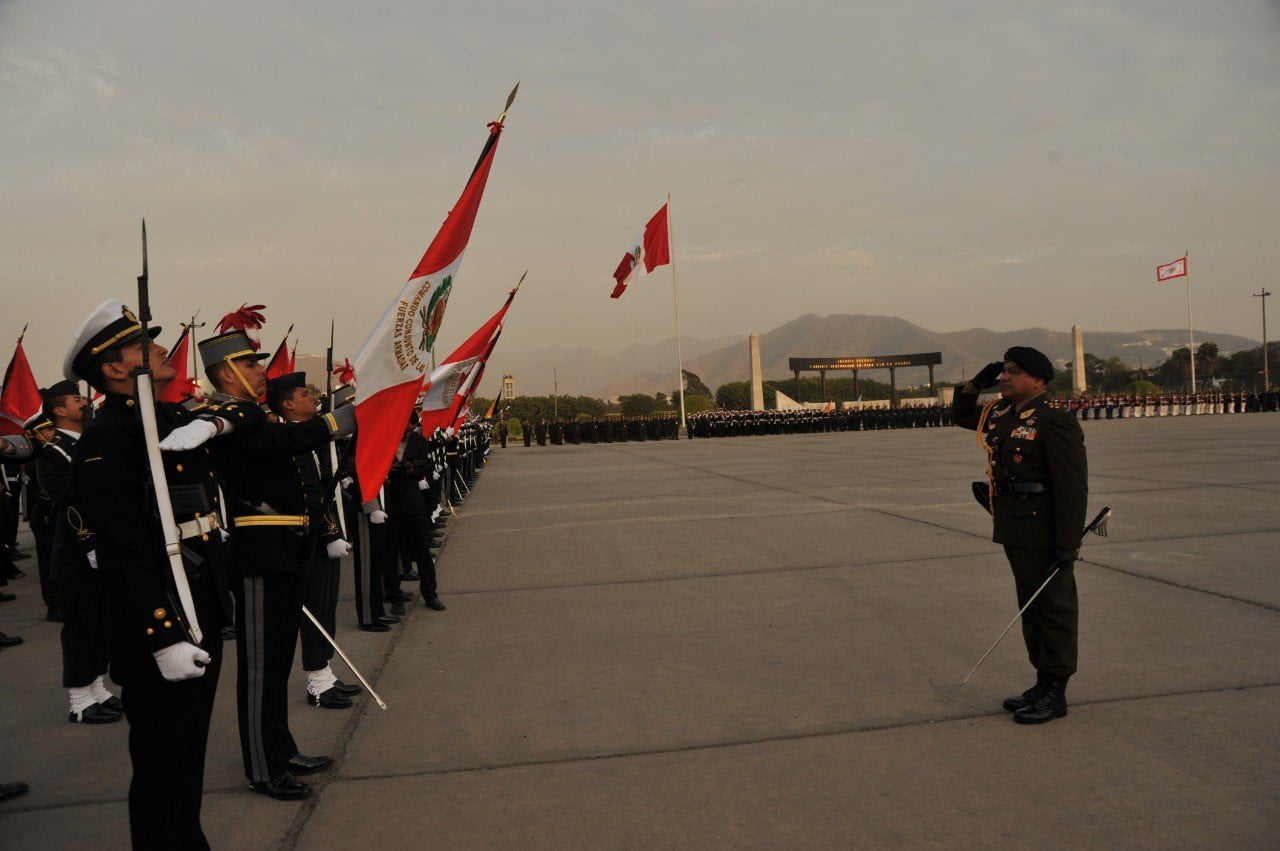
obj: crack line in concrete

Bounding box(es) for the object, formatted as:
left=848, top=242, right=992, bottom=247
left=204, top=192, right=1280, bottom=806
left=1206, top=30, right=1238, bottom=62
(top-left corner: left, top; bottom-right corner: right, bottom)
left=323, top=681, right=1280, bottom=786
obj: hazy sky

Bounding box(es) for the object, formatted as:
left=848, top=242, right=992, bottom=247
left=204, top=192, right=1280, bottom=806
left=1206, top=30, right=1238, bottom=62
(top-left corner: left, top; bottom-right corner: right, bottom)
left=3, top=0, right=1278, bottom=384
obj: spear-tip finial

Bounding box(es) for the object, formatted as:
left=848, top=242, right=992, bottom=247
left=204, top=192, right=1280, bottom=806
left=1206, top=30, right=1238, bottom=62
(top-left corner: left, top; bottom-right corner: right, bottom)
left=511, top=269, right=528, bottom=295
left=498, top=81, right=520, bottom=123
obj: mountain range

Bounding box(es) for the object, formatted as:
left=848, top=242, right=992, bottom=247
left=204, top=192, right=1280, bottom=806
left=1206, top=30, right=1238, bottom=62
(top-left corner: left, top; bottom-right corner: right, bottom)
left=295, top=314, right=1258, bottom=400
left=486, top=314, right=1258, bottom=398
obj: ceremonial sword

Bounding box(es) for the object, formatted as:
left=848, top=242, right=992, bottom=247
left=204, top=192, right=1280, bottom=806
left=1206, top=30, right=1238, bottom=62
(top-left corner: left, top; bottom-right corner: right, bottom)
left=961, top=505, right=1112, bottom=686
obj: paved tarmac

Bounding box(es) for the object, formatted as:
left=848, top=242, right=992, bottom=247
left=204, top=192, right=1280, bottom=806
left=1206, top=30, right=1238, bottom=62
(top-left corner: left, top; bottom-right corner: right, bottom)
left=2, top=414, right=1278, bottom=847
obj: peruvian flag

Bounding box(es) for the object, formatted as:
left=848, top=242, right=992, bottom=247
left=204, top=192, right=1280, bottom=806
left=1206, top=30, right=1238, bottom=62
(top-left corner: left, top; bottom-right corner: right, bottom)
left=418, top=290, right=515, bottom=434
left=352, top=118, right=507, bottom=497
left=1157, top=256, right=1188, bottom=282
left=0, top=330, right=42, bottom=436
left=265, top=326, right=295, bottom=380
left=159, top=326, right=203, bottom=404
left=610, top=203, right=671, bottom=298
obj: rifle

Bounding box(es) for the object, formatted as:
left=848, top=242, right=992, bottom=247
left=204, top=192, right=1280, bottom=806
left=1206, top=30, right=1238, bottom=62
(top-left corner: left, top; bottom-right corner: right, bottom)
left=132, top=220, right=204, bottom=647
left=326, top=319, right=348, bottom=538
left=961, top=506, right=1111, bottom=685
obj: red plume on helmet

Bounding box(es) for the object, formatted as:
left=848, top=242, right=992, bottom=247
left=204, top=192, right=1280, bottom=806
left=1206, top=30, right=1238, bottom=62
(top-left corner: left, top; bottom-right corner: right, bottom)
left=333, top=358, right=356, bottom=386
left=214, top=304, right=267, bottom=350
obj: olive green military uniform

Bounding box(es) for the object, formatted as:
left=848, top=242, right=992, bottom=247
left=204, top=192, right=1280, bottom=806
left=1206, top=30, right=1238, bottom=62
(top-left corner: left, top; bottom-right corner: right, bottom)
left=954, top=389, right=1088, bottom=679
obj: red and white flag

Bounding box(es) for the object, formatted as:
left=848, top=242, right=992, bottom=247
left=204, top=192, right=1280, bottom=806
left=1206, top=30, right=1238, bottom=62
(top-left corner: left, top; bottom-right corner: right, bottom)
left=0, top=330, right=42, bottom=436
left=610, top=203, right=671, bottom=298
left=418, top=290, right=516, bottom=434
left=352, top=119, right=507, bottom=497
left=265, top=326, right=295, bottom=380
left=159, top=326, right=203, bottom=404
left=1156, top=256, right=1188, bottom=282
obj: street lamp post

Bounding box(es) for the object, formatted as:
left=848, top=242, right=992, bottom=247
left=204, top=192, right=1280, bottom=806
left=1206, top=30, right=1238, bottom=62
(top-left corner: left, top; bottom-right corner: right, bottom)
left=1255, top=288, right=1271, bottom=392
left=553, top=368, right=558, bottom=419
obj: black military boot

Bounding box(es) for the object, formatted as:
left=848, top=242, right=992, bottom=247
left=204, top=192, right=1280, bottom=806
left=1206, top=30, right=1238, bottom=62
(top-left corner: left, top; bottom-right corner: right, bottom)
left=1013, top=676, right=1068, bottom=724
left=1002, top=671, right=1050, bottom=713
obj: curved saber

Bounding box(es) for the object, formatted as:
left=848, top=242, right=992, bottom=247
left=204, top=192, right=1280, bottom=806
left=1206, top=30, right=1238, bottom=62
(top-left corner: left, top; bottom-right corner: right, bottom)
left=961, top=506, right=1112, bottom=686
left=302, top=605, right=387, bottom=710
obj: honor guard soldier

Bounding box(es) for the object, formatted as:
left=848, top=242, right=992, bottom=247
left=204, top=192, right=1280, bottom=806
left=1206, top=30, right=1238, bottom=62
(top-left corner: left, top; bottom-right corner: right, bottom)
left=22, top=411, right=60, bottom=621
left=953, top=347, right=1088, bottom=724
left=65, top=300, right=233, bottom=847
left=196, top=324, right=355, bottom=800
left=386, top=412, right=446, bottom=611
left=0, top=432, right=35, bottom=644
left=264, top=372, right=361, bottom=709
left=37, top=380, right=125, bottom=723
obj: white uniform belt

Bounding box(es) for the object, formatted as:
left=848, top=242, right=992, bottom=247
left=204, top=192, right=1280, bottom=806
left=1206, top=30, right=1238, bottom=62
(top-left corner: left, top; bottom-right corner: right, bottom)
left=177, top=515, right=220, bottom=540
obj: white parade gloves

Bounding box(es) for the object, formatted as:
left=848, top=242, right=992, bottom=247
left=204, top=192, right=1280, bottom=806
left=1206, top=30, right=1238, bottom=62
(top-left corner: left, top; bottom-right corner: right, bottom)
left=159, top=418, right=231, bottom=451
left=369, top=509, right=388, bottom=524
left=418, top=479, right=429, bottom=491
left=153, top=642, right=211, bottom=681
left=339, top=477, right=354, bottom=490
left=86, top=551, right=98, bottom=569
left=326, top=539, right=353, bottom=559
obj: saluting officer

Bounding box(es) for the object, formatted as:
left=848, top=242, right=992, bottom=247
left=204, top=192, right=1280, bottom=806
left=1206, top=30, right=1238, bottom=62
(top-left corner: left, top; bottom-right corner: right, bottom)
left=66, top=300, right=233, bottom=848
left=193, top=325, right=355, bottom=799
left=953, top=347, right=1088, bottom=724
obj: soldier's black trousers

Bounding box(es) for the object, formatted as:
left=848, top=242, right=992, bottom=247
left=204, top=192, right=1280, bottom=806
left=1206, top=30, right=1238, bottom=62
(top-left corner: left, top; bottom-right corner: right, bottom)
left=300, top=551, right=340, bottom=672
left=1004, top=546, right=1078, bottom=679
left=349, top=509, right=386, bottom=627
left=122, top=634, right=222, bottom=851
left=232, top=572, right=303, bottom=782
left=32, top=520, right=57, bottom=609
left=388, top=514, right=438, bottom=599
left=55, top=520, right=109, bottom=687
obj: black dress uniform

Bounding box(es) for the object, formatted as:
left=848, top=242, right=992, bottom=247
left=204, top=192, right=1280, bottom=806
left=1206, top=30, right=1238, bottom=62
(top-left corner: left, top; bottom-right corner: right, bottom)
left=71, top=391, right=232, bottom=848
left=38, top=428, right=115, bottom=698
left=385, top=426, right=441, bottom=605
left=203, top=388, right=354, bottom=786
left=953, top=349, right=1088, bottom=723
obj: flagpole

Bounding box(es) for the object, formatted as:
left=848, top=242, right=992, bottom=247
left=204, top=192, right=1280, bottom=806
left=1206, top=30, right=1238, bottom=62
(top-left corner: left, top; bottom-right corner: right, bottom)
left=1185, top=251, right=1196, bottom=394
left=667, top=193, right=687, bottom=432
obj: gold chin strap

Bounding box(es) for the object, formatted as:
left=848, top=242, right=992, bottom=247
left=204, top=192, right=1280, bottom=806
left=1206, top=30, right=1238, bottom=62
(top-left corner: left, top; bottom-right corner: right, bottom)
left=224, top=356, right=259, bottom=400
left=975, top=398, right=1001, bottom=515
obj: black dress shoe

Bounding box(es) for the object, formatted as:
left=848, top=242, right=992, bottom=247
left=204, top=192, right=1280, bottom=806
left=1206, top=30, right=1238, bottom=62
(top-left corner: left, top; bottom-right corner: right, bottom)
left=286, top=754, right=333, bottom=775
left=1013, top=678, right=1069, bottom=724
left=1002, top=673, right=1049, bottom=713
left=5, top=567, right=25, bottom=579
left=250, top=772, right=311, bottom=800
left=221, top=625, right=236, bottom=642
left=102, top=695, right=124, bottom=713
left=0, top=591, right=15, bottom=603
left=0, top=631, right=22, bottom=648
left=306, top=687, right=353, bottom=709
left=388, top=600, right=405, bottom=617
left=423, top=596, right=447, bottom=611
left=10, top=549, right=30, bottom=561
left=358, top=622, right=391, bottom=633
left=0, top=781, right=30, bottom=803
left=70, top=703, right=123, bottom=724
left=378, top=614, right=401, bottom=624
left=46, top=607, right=65, bottom=623
left=332, top=679, right=362, bottom=697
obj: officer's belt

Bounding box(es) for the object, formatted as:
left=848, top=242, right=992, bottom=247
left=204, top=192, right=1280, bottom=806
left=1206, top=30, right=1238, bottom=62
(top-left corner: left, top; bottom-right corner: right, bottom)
left=233, top=514, right=308, bottom=527
left=176, top=514, right=219, bottom=540
left=993, top=481, right=1047, bottom=495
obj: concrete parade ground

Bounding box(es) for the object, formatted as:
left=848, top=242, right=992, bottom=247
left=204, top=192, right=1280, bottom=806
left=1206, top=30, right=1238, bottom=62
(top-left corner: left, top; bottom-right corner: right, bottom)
left=2, top=414, right=1278, bottom=847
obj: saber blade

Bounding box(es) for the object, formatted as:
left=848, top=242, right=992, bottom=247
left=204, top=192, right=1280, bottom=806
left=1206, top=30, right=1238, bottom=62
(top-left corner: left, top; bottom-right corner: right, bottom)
left=302, top=605, right=387, bottom=710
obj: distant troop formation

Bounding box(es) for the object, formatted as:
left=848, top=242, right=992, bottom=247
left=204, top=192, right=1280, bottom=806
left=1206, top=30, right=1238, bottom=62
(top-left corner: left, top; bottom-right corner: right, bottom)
left=510, top=415, right=682, bottom=446
left=1053, top=391, right=1280, bottom=419
left=0, top=300, right=495, bottom=845
left=688, top=406, right=953, bottom=437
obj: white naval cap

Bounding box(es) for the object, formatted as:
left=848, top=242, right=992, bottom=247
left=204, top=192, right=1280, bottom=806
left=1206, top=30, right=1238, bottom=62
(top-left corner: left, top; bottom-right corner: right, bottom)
left=63, top=300, right=162, bottom=382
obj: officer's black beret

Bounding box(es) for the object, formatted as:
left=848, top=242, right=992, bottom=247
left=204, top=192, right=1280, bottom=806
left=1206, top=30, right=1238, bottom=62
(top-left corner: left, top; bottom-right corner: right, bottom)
left=265, top=372, right=307, bottom=394
left=1004, top=346, right=1054, bottom=382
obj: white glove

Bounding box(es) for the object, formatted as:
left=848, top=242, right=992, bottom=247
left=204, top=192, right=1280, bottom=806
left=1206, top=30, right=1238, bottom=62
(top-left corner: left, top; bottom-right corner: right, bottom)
left=431, top=470, right=440, bottom=481
left=369, top=509, right=387, bottom=524
left=339, top=476, right=354, bottom=490
left=418, top=479, right=429, bottom=491
left=86, top=550, right=98, bottom=570
left=326, top=539, right=353, bottom=558
left=159, top=419, right=219, bottom=451
left=153, top=642, right=211, bottom=681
